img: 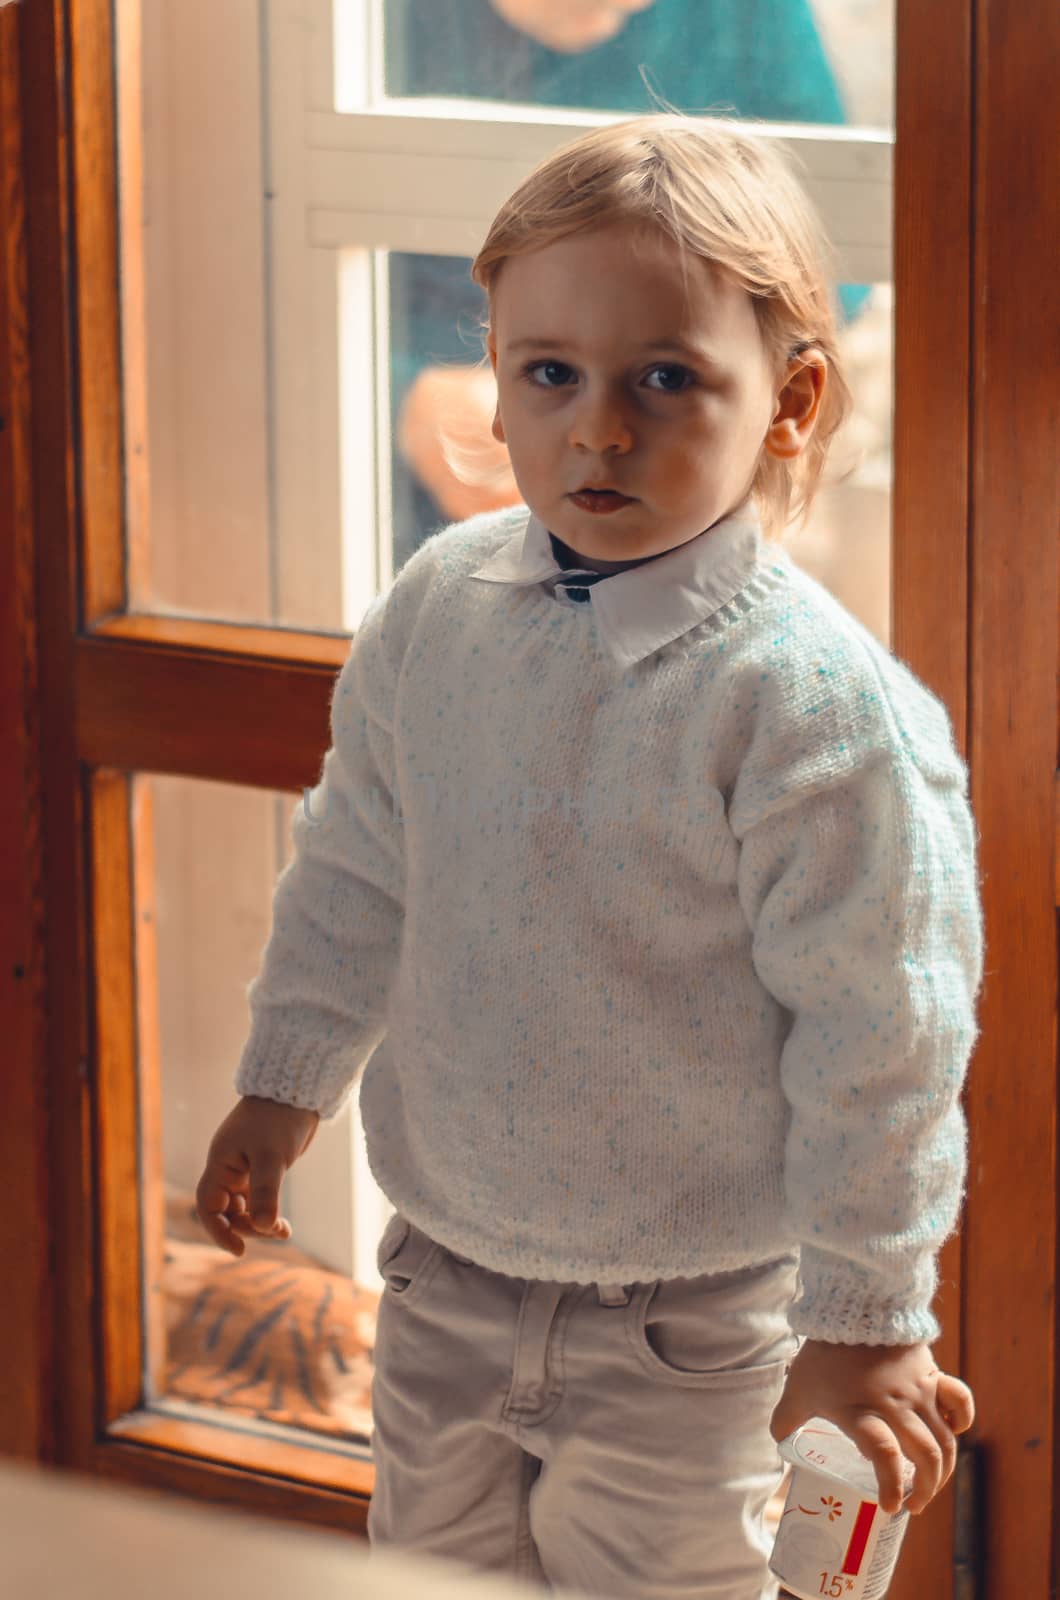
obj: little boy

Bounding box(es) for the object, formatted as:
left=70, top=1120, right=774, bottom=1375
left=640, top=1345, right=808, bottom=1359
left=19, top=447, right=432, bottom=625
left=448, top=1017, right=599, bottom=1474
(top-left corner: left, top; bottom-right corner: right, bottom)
left=197, top=116, right=980, bottom=1598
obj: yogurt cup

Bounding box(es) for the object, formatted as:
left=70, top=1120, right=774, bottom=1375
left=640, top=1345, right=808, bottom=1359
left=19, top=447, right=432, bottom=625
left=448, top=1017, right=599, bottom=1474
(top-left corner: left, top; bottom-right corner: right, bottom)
left=769, top=1417, right=916, bottom=1600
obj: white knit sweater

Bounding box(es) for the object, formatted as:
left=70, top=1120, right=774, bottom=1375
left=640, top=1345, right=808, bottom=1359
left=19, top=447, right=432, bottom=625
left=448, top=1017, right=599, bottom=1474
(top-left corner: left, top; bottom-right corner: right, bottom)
left=235, top=501, right=984, bottom=1345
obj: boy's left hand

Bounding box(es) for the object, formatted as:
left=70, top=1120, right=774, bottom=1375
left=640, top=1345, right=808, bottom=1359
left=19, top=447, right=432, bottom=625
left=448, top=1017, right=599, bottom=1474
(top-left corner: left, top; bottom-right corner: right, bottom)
left=769, top=1339, right=975, bottom=1515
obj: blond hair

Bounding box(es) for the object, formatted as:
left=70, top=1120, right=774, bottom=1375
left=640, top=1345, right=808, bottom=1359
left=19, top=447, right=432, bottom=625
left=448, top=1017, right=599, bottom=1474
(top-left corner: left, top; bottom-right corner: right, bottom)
left=471, top=112, right=855, bottom=540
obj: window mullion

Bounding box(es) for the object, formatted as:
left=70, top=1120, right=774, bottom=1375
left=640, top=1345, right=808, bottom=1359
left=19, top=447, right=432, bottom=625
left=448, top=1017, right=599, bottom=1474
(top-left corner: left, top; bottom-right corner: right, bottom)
left=307, top=110, right=893, bottom=283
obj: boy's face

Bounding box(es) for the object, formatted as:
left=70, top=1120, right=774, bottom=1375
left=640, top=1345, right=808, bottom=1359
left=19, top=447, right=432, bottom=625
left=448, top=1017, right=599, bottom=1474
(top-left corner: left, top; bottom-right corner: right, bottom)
left=488, top=222, right=823, bottom=568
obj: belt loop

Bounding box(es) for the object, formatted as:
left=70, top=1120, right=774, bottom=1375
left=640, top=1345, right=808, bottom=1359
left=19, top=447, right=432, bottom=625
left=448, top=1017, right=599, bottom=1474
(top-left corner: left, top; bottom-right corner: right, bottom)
left=596, top=1282, right=631, bottom=1307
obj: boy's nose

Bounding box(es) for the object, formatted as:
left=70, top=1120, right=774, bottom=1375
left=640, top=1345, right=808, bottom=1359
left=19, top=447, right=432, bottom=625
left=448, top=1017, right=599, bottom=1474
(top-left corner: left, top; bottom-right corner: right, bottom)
left=568, top=394, right=634, bottom=455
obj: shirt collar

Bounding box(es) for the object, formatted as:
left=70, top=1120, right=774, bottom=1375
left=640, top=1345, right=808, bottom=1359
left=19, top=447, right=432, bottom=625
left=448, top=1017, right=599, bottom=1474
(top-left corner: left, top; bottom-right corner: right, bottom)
left=469, top=499, right=764, bottom=670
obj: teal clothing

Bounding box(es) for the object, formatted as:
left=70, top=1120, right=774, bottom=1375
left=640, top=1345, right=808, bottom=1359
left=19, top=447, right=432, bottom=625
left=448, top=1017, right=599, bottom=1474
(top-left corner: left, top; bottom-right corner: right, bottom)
left=385, top=0, right=873, bottom=561
left=387, top=0, right=847, bottom=123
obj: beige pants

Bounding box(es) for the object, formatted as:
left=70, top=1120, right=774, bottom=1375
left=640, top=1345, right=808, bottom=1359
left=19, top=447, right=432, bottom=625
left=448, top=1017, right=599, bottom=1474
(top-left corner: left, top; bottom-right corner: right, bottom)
left=367, top=1212, right=800, bottom=1599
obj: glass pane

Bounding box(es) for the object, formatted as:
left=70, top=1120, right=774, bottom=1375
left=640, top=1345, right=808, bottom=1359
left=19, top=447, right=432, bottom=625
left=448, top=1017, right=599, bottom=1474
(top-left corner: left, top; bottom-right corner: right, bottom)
left=383, top=0, right=894, bottom=131
left=137, top=773, right=391, bottom=1449
left=389, top=251, right=892, bottom=645
left=116, top=2, right=373, bottom=635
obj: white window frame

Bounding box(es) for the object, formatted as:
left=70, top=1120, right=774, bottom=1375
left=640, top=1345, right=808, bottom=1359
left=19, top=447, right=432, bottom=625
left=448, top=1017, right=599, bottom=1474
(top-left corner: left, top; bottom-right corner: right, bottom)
left=311, top=103, right=891, bottom=283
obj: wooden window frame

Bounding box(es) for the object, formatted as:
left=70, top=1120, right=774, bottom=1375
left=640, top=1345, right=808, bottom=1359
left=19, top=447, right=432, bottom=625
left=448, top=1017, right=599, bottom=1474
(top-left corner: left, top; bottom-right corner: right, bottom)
left=2, top=0, right=1057, bottom=1591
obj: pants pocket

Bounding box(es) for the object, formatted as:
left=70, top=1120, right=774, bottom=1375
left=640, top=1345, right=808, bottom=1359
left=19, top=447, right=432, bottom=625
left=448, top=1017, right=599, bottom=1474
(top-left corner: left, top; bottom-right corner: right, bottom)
left=375, top=1211, right=443, bottom=1303
left=629, top=1255, right=800, bottom=1388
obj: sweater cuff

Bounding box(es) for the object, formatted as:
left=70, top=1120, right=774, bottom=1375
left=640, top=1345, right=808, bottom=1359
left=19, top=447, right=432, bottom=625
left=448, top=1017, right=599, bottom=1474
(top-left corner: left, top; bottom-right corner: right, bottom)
left=788, top=1247, right=943, bottom=1346
left=234, top=1017, right=373, bottom=1121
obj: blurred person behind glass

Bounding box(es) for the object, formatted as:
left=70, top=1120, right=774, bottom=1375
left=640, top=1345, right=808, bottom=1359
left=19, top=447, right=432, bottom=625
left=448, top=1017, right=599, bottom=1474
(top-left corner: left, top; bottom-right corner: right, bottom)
left=385, top=0, right=871, bottom=568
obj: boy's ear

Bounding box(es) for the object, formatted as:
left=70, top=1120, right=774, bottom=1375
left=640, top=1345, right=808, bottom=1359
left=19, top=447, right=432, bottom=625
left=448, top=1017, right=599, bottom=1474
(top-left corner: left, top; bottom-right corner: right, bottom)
left=487, top=333, right=507, bottom=444
left=764, top=350, right=827, bottom=461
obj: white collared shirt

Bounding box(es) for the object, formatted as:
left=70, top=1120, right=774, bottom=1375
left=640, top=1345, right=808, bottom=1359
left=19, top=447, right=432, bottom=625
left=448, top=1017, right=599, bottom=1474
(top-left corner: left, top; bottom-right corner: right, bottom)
left=469, top=499, right=765, bottom=671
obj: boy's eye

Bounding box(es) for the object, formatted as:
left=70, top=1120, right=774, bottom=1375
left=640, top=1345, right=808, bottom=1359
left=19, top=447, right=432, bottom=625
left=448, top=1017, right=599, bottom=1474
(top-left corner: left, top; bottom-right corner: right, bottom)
left=523, top=360, right=576, bottom=388
left=519, top=360, right=696, bottom=392
left=644, top=364, right=696, bottom=393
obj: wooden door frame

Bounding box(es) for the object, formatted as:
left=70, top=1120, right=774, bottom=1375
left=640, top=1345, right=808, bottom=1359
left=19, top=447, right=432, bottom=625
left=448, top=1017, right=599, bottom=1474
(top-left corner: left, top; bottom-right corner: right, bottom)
left=2, top=0, right=1057, bottom=1590
left=963, top=0, right=1059, bottom=1592
left=889, top=0, right=973, bottom=1577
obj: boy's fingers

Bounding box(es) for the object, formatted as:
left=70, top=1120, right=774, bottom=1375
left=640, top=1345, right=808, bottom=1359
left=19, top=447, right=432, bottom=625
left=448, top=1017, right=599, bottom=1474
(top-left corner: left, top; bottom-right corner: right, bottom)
left=249, top=1153, right=287, bottom=1231
left=895, top=1413, right=949, bottom=1513
left=195, top=1164, right=254, bottom=1253
left=196, top=1175, right=239, bottom=1216
left=936, top=1372, right=975, bottom=1433
left=194, top=1199, right=246, bottom=1256
left=195, top=1180, right=235, bottom=1231
left=214, top=1217, right=246, bottom=1256
left=195, top=1166, right=292, bottom=1248
left=228, top=1210, right=293, bottom=1240
left=846, top=1417, right=909, bottom=1516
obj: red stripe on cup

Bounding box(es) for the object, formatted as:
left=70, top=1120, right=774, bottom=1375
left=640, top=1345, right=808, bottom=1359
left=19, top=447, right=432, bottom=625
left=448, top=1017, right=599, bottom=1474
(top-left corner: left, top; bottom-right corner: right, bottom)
left=842, top=1501, right=878, bottom=1575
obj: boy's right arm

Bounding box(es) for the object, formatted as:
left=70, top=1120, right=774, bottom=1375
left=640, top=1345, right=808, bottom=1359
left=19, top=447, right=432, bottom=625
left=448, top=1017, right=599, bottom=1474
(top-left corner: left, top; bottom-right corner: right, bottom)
left=198, top=542, right=435, bottom=1253
left=231, top=583, right=409, bottom=1122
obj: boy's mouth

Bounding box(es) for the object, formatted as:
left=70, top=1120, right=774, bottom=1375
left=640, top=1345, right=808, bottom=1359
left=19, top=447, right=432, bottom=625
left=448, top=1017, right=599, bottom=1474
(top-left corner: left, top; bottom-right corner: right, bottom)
left=569, top=487, right=637, bottom=513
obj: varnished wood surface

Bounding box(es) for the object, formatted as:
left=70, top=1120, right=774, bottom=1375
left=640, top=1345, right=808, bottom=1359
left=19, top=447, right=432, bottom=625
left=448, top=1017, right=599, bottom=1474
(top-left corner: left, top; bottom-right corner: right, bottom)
left=134, top=776, right=169, bottom=1399
left=90, top=770, right=145, bottom=1422
left=71, top=0, right=125, bottom=621
left=6, top=0, right=105, bottom=1467
left=92, top=611, right=353, bottom=668
left=888, top=0, right=972, bottom=1587
left=0, top=0, right=53, bottom=1464
left=75, top=634, right=335, bottom=792
left=963, top=0, right=1060, bottom=1590
left=106, top=1410, right=376, bottom=1505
